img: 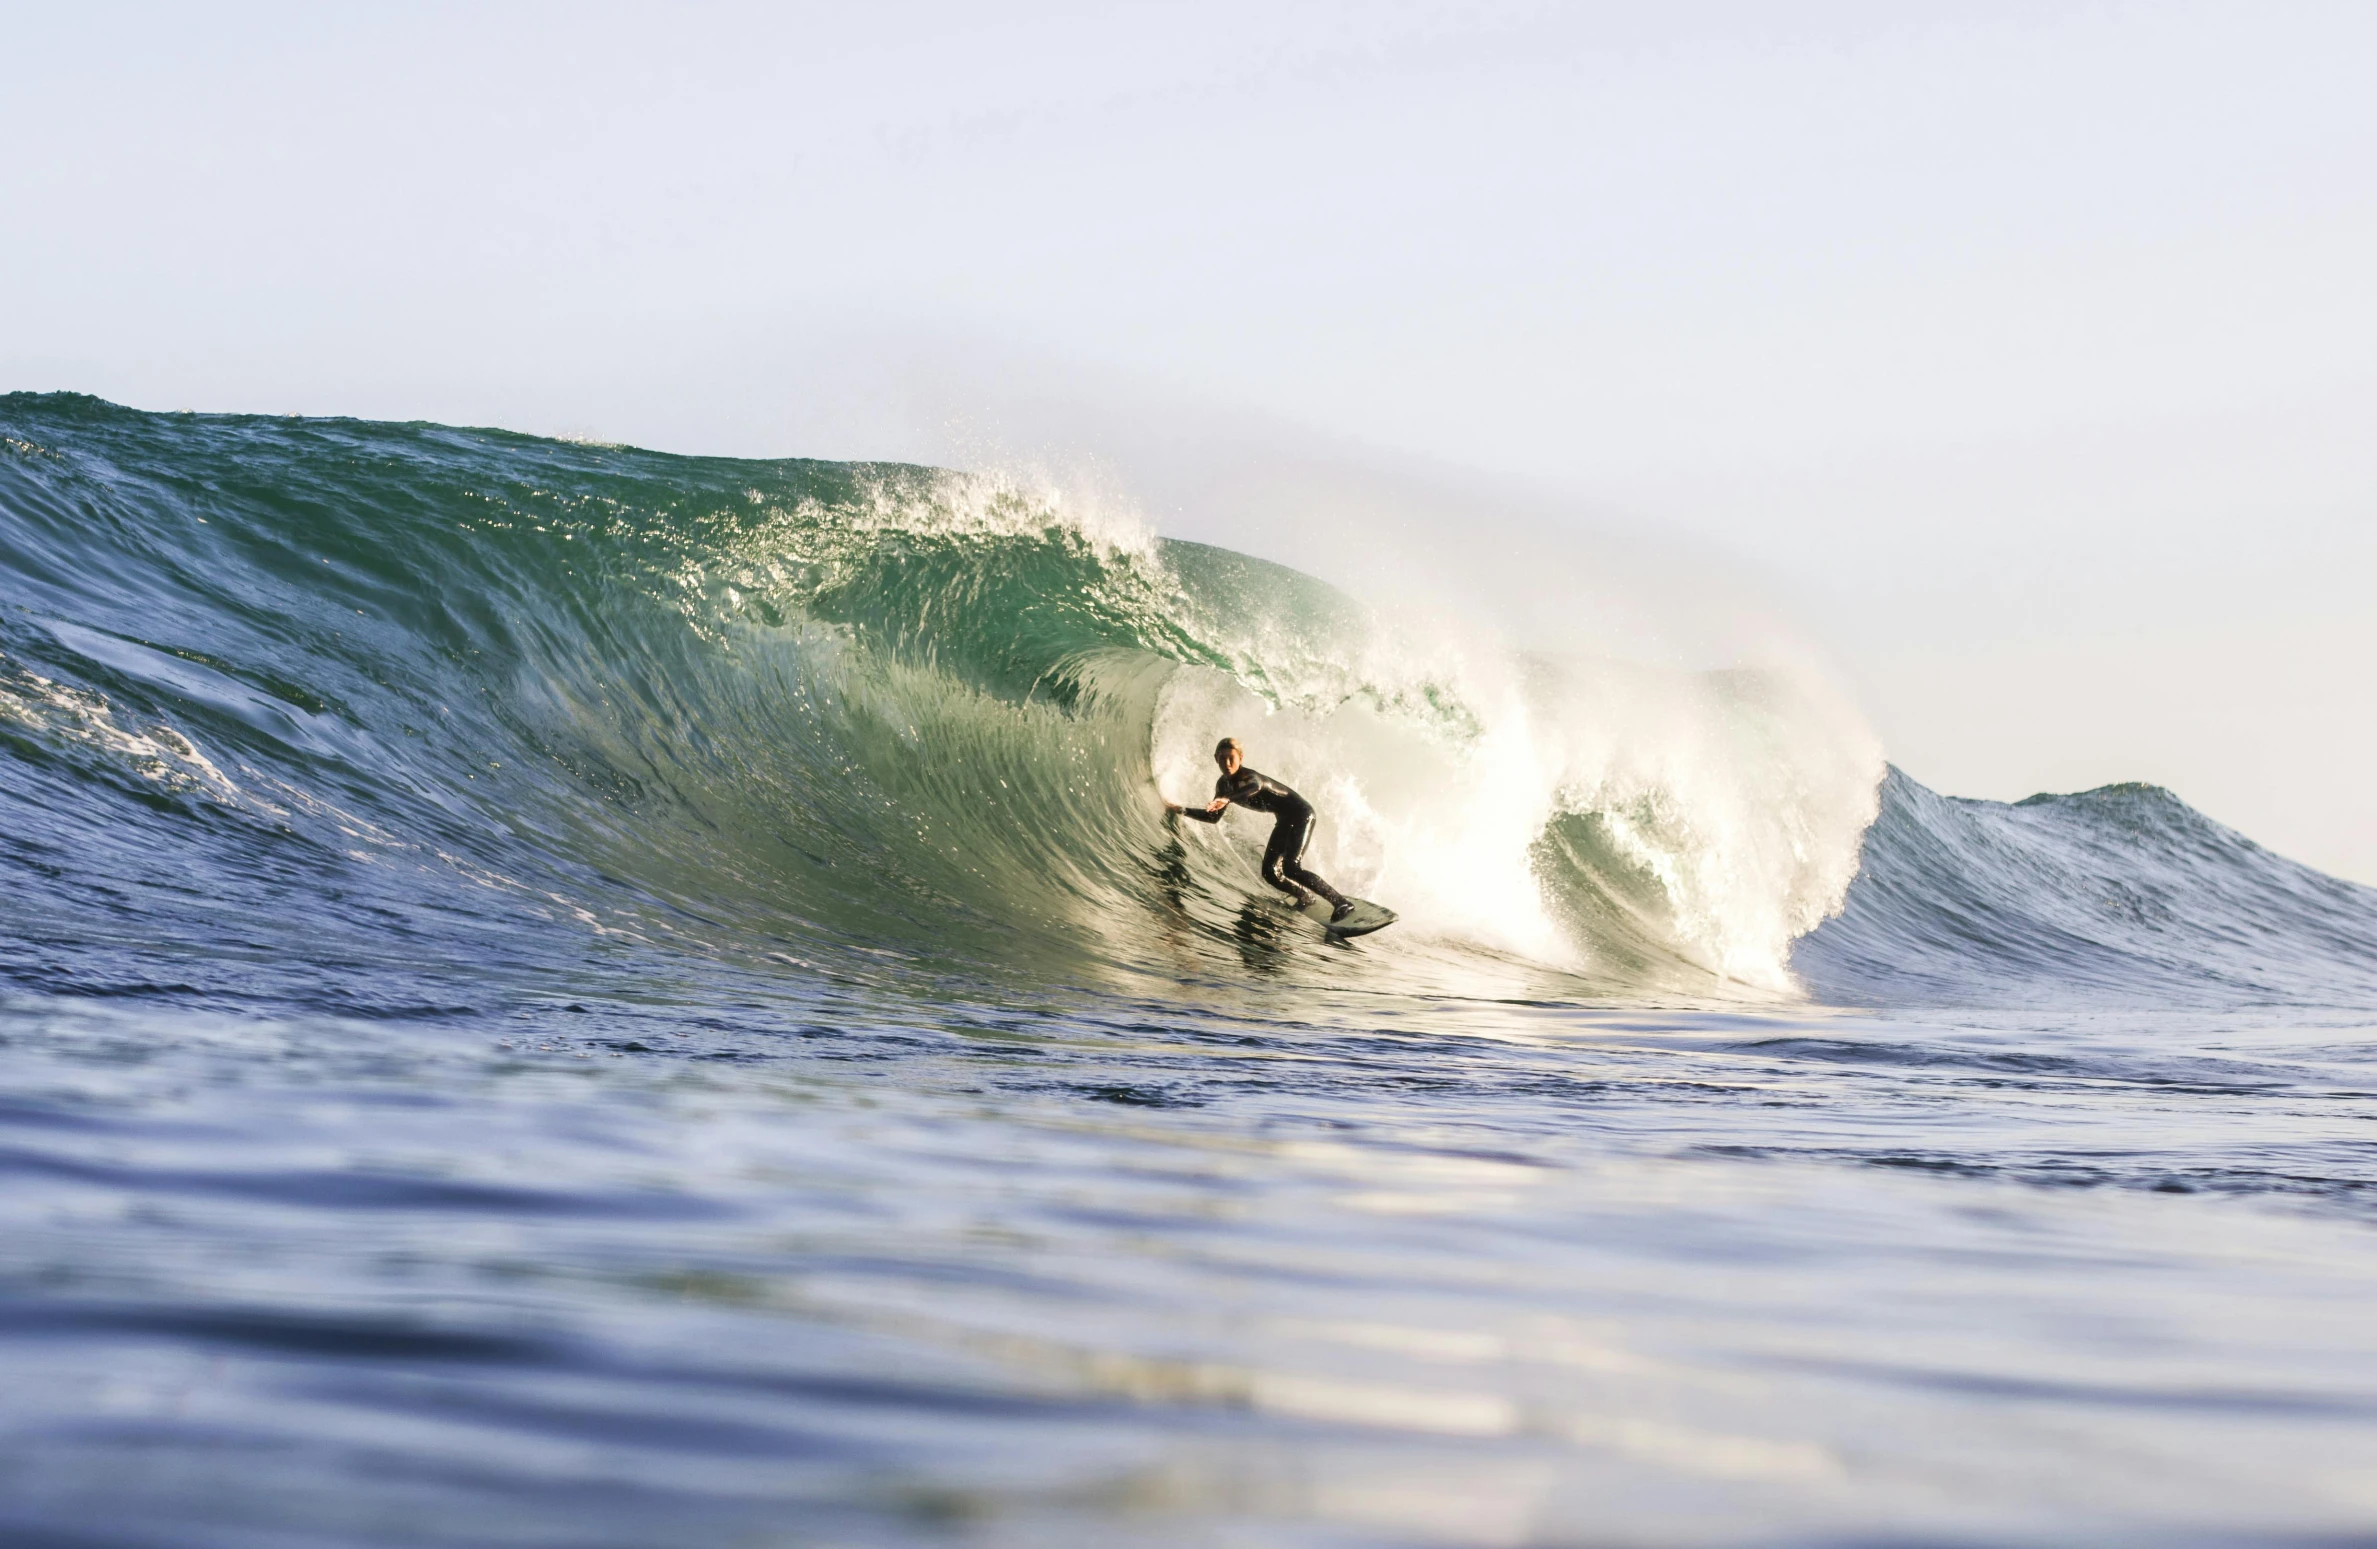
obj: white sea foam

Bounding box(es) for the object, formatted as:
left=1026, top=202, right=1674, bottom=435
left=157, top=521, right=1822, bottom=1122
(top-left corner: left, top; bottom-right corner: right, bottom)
left=1149, top=536, right=1883, bottom=990
left=0, top=654, right=241, bottom=803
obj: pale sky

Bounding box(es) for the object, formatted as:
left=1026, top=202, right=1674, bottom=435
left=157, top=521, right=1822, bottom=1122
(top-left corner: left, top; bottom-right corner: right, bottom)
left=7, top=2, right=2375, bottom=878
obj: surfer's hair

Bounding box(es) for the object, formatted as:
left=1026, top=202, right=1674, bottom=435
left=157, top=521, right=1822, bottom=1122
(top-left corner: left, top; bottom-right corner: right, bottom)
left=1214, top=737, right=1242, bottom=759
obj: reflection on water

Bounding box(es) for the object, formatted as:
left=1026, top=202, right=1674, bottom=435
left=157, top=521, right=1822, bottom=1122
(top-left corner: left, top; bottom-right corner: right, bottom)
left=4, top=986, right=2375, bottom=1547
left=1232, top=899, right=1297, bottom=976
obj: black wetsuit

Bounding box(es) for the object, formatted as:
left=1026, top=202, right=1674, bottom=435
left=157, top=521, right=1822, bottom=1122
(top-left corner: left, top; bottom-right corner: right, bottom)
left=1181, top=767, right=1348, bottom=910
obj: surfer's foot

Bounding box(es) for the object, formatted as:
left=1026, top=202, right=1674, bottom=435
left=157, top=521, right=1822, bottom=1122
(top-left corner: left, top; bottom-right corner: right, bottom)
left=1330, top=899, right=1355, bottom=923
left=1288, top=888, right=1322, bottom=910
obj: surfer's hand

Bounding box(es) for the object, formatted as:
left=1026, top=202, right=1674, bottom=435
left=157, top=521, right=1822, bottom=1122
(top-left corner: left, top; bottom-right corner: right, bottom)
left=1163, top=801, right=1183, bottom=815
left=1205, top=798, right=1228, bottom=813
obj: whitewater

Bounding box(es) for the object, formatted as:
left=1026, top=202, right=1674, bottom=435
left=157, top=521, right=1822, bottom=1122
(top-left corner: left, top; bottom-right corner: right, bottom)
left=3, top=394, right=2375, bottom=1548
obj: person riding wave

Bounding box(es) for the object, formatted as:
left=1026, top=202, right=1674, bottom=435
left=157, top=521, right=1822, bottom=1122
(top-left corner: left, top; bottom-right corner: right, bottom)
left=1166, top=737, right=1354, bottom=922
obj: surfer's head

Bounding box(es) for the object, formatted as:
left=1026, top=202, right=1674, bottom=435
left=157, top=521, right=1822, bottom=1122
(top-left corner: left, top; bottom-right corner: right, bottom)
left=1213, top=737, right=1243, bottom=776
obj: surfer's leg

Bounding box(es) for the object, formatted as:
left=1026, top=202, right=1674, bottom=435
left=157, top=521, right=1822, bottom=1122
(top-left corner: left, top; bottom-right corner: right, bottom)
left=1272, top=812, right=1348, bottom=910
left=1261, top=815, right=1324, bottom=908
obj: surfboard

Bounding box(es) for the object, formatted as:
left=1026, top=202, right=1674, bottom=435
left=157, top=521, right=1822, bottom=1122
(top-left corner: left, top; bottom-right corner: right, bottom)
left=1293, top=897, right=1398, bottom=939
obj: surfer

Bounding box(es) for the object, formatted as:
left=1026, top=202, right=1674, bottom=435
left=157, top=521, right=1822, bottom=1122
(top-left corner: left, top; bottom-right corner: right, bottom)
left=1166, top=738, right=1354, bottom=922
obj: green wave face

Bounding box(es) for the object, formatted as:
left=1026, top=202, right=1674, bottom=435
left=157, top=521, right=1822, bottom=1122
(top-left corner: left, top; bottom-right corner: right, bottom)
left=0, top=395, right=1884, bottom=1002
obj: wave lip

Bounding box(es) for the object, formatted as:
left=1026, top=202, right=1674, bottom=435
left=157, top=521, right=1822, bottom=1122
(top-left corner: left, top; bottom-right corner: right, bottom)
left=1795, top=768, right=2377, bottom=1009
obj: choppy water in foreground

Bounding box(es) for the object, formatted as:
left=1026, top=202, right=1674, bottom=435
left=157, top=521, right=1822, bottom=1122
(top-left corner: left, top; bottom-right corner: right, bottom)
left=4, top=397, right=2375, bottom=1547
left=8, top=990, right=2375, bottom=1548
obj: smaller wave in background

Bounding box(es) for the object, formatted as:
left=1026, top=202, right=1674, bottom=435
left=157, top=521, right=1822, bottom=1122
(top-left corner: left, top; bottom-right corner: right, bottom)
left=1798, top=768, right=2377, bottom=1008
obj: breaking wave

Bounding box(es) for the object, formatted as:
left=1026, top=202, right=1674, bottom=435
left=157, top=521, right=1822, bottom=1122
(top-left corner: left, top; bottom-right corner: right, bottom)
left=3, top=394, right=2370, bottom=1012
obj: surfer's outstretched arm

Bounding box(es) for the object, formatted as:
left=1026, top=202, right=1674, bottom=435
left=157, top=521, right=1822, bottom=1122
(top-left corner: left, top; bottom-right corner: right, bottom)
left=1166, top=796, right=1228, bottom=825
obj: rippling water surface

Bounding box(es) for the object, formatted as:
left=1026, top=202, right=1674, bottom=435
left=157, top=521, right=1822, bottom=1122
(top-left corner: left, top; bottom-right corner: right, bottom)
left=4, top=397, right=2375, bottom=1547
left=8, top=989, right=2376, bottom=1548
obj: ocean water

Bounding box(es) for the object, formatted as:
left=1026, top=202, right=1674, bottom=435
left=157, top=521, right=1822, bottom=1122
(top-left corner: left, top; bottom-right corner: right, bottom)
left=3, top=394, right=2374, bottom=1548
